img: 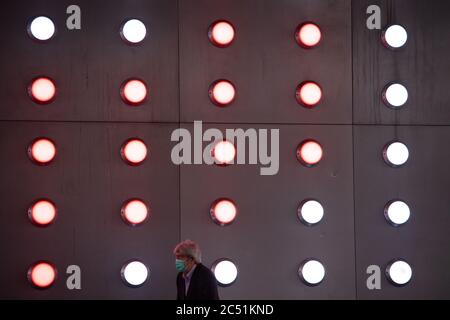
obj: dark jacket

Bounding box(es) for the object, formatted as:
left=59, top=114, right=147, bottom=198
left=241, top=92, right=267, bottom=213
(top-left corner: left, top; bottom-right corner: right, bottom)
left=176, top=263, right=220, bottom=300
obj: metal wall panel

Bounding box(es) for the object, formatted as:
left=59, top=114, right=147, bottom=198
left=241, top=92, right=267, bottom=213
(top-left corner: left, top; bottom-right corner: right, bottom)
left=353, top=0, right=450, bottom=125
left=0, top=122, right=179, bottom=299
left=0, top=0, right=179, bottom=122
left=180, top=124, right=355, bottom=299
left=179, top=0, right=352, bottom=124
left=354, top=125, right=450, bottom=299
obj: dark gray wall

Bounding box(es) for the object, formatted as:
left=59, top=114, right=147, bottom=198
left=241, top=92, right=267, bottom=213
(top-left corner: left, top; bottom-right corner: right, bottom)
left=353, top=0, right=450, bottom=125
left=180, top=124, right=355, bottom=299
left=179, top=0, right=352, bottom=124
left=0, top=122, right=179, bottom=299
left=354, top=125, right=450, bottom=299
left=353, top=0, right=450, bottom=299
left=0, top=0, right=449, bottom=299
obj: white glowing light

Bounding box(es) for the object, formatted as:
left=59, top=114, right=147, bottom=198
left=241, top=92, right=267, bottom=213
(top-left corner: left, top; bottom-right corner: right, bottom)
left=385, top=201, right=410, bottom=226
left=384, top=141, right=409, bottom=167
left=299, top=200, right=324, bottom=225
left=29, top=16, right=55, bottom=41
left=299, top=259, right=325, bottom=286
left=212, top=259, right=238, bottom=286
left=121, top=19, right=147, bottom=44
left=384, top=83, right=408, bottom=108
left=383, top=25, right=408, bottom=49
left=121, top=261, right=149, bottom=287
left=386, top=260, right=412, bottom=286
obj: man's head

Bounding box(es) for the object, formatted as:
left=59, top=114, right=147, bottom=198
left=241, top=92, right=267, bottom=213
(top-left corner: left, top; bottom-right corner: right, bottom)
left=173, top=239, right=201, bottom=273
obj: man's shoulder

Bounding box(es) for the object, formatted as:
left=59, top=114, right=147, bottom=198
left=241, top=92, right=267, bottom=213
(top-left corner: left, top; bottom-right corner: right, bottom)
left=195, top=263, right=215, bottom=278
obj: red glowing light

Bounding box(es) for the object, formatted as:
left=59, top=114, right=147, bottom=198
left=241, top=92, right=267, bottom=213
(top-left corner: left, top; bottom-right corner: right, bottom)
left=28, top=138, right=56, bottom=165
left=212, top=140, right=236, bottom=165
left=28, top=200, right=57, bottom=226
left=121, top=79, right=148, bottom=105
left=295, top=23, right=322, bottom=48
left=121, top=199, right=149, bottom=226
left=208, top=20, right=235, bottom=47
left=28, top=262, right=57, bottom=289
left=121, top=139, right=148, bottom=165
left=297, top=140, right=323, bottom=167
left=29, top=77, right=56, bottom=104
left=209, top=80, right=236, bottom=106
left=296, top=81, right=322, bottom=107
left=210, top=199, right=237, bottom=226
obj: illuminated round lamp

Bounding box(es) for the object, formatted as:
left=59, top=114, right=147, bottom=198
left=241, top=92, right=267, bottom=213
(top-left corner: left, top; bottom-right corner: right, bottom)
left=121, top=260, right=149, bottom=287
left=28, top=138, right=57, bottom=165
left=212, top=140, right=236, bottom=165
left=208, top=20, right=235, bottom=48
left=28, top=199, right=57, bottom=227
left=298, top=259, right=325, bottom=286
left=382, top=141, right=409, bottom=168
left=295, top=22, right=322, bottom=48
left=121, top=199, right=149, bottom=226
left=296, top=81, right=322, bottom=108
left=210, top=198, right=237, bottom=226
left=28, top=16, right=56, bottom=41
left=209, top=80, right=236, bottom=107
left=384, top=200, right=410, bottom=227
left=120, top=19, right=147, bottom=44
left=382, top=83, right=408, bottom=109
left=211, top=258, right=238, bottom=287
left=296, top=140, right=323, bottom=167
left=28, top=77, right=56, bottom=104
left=120, top=79, right=148, bottom=106
left=382, top=24, right=408, bottom=49
left=386, top=259, right=412, bottom=286
left=120, top=138, right=148, bottom=165
left=297, top=199, right=324, bottom=226
left=28, top=261, right=57, bottom=289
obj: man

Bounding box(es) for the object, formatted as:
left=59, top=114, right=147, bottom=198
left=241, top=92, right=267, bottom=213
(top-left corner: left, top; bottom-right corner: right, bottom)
left=173, top=239, right=219, bottom=300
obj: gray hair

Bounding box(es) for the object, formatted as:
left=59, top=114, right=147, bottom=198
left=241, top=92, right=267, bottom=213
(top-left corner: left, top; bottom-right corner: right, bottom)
left=173, top=239, right=202, bottom=263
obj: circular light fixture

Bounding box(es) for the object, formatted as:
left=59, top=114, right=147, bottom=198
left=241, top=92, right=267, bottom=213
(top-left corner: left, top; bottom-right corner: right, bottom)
left=121, top=79, right=148, bottom=106
left=121, top=138, right=148, bottom=165
left=382, top=83, right=408, bottom=108
left=383, top=141, right=409, bottom=168
left=28, top=261, right=57, bottom=289
left=210, top=198, right=237, bottom=226
left=386, top=259, right=412, bottom=286
left=121, top=199, right=149, bottom=226
left=120, top=19, right=147, bottom=44
left=28, top=199, right=57, bottom=227
left=28, top=138, right=57, bottom=165
left=121, top=260, right=149, bottom=287
left=209, top=80, right=236, bottom=107
left=212, top=140, right=236, bottom=165
left=297, top=140, right=323, bottom=167
left=28, top=16, right=55, bottom=41
left=211, top=259, right=238, bottom=287
left=298, top=259, right=325, bottom=286
left=382, top=24, right=408, bottom=49
left=296, top=81, right=322, bottom=107
left=384, top=200, right=410, bottom=226
left=29, top=77, right=56, bottom=104
left=298, top=200, right=324, bottom=226
left=208, top=20, right=235, bottom=48
left=295, top=22, right=322, bottom=48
